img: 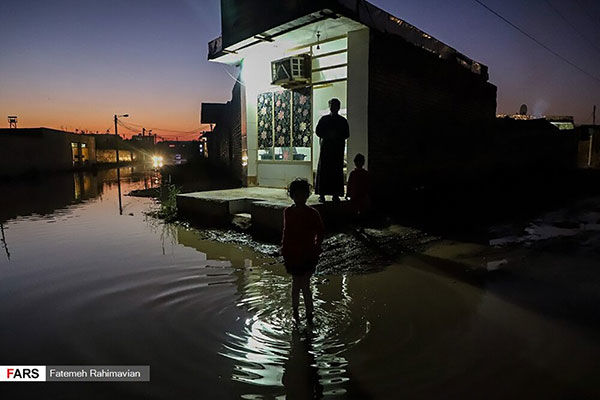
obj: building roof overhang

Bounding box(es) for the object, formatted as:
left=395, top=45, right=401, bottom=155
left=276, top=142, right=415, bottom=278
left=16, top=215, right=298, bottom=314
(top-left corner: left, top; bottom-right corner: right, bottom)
left=208, top=0, right=488, bottom=79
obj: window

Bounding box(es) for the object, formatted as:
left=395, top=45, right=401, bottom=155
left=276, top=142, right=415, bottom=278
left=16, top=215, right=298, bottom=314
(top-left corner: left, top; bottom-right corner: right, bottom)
left=257, top=87, right=312, bottom=161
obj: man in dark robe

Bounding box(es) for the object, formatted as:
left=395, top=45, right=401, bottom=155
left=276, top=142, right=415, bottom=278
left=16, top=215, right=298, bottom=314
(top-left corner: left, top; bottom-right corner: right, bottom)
left=315, top=98, right=349, bottom=203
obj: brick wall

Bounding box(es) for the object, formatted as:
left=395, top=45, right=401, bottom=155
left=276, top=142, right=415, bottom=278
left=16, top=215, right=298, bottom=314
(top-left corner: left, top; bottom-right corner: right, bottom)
left=367, top=31, right=497, bottom=201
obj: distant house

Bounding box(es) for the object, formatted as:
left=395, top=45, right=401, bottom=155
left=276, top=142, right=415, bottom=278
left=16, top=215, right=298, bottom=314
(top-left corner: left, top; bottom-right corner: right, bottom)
left=546, top=116, right=575, bottom=131
left=0, top=128, right=96, bottom=177
left=492, top=117, right=578, bottom=171
left=93, top=134, right=136, bottom=163
left=126, top=134, right=156, bottom=163
left=203, top=0, right=497, bottom=199
left=155, top=140, right=202, bottom=165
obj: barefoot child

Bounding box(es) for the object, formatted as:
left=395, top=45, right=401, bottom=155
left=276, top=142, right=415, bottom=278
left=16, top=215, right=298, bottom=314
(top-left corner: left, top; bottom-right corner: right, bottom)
left=281, top=178, right=325, bottom=324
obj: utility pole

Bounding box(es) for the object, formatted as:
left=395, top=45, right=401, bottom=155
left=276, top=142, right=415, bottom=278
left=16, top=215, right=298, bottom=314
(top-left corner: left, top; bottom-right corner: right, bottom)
left=114, top=115, right=122, bottom=214
left=114, top=113, right=128, bottom=214
left=114, top=115, right=120, bottom=165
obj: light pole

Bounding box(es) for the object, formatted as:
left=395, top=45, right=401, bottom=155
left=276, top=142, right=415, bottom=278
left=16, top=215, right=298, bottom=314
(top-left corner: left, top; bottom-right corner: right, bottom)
left=114, top=114, right=129, bottom=215
left=114, top=114, right=129, bottom=164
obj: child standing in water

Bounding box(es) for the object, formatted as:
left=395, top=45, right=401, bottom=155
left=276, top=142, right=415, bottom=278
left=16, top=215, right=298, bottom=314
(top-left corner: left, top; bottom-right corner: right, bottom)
left=282, top=178, right=325, bottom=324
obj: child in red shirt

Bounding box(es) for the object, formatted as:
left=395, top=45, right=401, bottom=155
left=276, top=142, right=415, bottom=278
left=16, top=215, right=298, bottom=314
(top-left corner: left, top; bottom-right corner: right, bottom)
left=281, top=178, right=325, bottom=324
left=346, top=153, right=371, bottom=219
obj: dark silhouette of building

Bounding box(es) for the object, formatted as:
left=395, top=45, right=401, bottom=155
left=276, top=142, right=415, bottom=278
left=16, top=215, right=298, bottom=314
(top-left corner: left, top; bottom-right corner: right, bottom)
left=0, top=128, right=96, bottom=177
left=201, top=77, right=245, bottom=184
left=155, top=140, right=202, bottom=165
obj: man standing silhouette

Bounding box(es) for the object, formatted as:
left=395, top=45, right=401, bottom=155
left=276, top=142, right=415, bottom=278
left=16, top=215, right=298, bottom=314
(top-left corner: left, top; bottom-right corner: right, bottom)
left=315, top=98, right=349, bottom=203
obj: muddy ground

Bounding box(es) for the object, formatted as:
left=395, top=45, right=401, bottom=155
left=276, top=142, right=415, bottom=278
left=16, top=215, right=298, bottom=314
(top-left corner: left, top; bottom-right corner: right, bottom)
left=174, top=221, right=439, bottom=275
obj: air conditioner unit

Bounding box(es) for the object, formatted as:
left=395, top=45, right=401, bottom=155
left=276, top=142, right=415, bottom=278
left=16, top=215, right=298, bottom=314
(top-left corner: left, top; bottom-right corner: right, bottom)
left=271, top=55, right=311, bottom=88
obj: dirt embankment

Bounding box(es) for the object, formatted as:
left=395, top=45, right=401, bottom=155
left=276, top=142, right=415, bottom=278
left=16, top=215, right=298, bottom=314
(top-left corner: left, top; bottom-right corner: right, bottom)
left=177, top=221, right=439, bottom=275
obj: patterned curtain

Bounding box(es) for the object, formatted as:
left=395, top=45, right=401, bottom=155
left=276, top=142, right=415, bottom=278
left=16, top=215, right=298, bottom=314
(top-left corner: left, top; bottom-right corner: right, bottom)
left=257, top=88, right=312, bottom=152
left=273, top=91, right=291, bottom=147
left=257, top=92, right=273, bottom=149
left=292, top=87, right=312, bottom=147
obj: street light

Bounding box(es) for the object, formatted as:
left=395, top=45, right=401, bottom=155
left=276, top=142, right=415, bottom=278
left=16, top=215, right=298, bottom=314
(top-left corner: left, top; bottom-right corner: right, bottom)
left=114, top=114, right=129, bottom=163
left=114, top=113, right=129, bottom=215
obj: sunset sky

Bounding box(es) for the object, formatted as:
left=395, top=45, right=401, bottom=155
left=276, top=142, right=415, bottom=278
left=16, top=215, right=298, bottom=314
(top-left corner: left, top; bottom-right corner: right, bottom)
left=1, top=0, right=599, bottom=140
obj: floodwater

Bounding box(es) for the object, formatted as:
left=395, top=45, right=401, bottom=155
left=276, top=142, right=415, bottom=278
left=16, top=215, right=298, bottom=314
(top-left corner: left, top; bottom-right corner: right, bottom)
left=0, top=168, right=599, bottom=399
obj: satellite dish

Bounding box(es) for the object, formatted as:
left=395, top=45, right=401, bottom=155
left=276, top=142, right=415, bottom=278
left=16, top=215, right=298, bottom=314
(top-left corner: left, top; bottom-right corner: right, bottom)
left=519, top=104, right=528, bottom=115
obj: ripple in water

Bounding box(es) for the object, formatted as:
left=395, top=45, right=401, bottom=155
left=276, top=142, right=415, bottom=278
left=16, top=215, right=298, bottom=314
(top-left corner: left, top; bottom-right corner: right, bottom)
left=221, top=264, right=371, bottom=398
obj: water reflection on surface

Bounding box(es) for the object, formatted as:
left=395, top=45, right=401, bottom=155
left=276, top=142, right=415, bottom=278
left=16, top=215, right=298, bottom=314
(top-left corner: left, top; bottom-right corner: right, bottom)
left=177, top=225, right=371, bottom=398
left=0, top=167, right=159, bottom=224
left=0, top=169, right=599, bottom=399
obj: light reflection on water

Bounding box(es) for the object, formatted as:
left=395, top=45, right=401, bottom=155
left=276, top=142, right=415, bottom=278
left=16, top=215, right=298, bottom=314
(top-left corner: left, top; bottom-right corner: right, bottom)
left=0, top=169, right=599, bottom=399
left=0, top=168, right=373, bottom=398
left=177, top=225, right=372, bottom=398
left=218, top=267, right=369, bottom=396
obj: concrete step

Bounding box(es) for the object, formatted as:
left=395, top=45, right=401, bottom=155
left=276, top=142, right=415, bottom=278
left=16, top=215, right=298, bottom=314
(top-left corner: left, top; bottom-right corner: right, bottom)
left=231, top=213, right=252, bottom=231
left=177, top=188, right=353, bottom=234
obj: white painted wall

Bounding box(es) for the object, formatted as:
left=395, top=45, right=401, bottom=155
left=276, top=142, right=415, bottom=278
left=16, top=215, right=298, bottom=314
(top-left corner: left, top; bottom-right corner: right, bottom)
left=347, top=28, right=370, bottom=169
left=241, top=47, right=281, bottom=181
left=241, top=44, right=315, bottom=187
left=257, top=162, right=313, bottom=188
left=312, top=82, right=348, bottom=172
left=238, top=30, right=363, bottom=188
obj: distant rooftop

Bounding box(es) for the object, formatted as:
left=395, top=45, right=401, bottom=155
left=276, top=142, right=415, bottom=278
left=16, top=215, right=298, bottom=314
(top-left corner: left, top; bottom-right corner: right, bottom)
left=0, top=127, right=103, bottom=137
left=0, top=127, right=73, bottom=135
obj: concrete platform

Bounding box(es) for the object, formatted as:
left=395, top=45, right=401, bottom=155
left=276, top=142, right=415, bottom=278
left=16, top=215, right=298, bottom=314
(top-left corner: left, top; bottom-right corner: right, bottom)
left=176, top=187, right=352, bottom=235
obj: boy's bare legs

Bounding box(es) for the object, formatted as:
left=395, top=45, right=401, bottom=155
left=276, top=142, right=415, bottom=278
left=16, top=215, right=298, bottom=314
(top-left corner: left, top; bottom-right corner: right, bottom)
left=292, top=273, right=314, bottom=324
left=300, top=273, right=314, bottom=324
left=291, top=276, right=301, bottom=322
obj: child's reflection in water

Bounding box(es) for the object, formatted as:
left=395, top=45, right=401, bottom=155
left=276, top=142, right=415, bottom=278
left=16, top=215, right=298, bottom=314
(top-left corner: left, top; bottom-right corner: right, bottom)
left=283, top=328, right=324, bottom=400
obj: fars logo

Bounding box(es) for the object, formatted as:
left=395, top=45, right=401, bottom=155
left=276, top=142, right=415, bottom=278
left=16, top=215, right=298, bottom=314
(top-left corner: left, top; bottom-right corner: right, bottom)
left=0, top=366, right=46, bottom=382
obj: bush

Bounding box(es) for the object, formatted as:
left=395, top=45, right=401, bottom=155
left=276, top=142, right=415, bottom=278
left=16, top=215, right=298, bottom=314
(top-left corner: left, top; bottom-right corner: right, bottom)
left=157, top=184, right=180, bottom=222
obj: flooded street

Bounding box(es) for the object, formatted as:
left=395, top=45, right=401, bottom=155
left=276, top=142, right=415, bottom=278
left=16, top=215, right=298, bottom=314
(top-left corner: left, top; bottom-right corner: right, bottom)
left=1, top=168, right=599, bottom=399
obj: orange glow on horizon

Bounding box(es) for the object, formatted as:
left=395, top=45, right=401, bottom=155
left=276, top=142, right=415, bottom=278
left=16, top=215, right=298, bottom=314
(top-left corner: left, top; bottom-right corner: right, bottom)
left=0, top=102, right=214, bottom=140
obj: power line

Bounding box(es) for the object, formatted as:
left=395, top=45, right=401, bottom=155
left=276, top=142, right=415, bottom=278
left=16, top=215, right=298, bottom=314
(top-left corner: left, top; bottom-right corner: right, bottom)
left=117, top=121, right=202, bottom=142
left=473, top=0, right=600, bottom=85
left=123, top=120, right=203, bottom=135
left=114, top=118, right=203, bottom=141
left=582, top=109, right=595, bottom=124
left=116, top=120, right=139, bottom=133
left=543, top=0, right=600, bottom=56
left=574, top=0, right=600, bottom=28
left=221, top=65, right=244, bottom=87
